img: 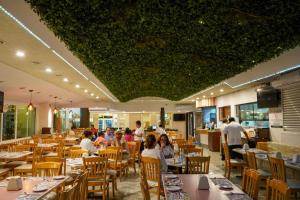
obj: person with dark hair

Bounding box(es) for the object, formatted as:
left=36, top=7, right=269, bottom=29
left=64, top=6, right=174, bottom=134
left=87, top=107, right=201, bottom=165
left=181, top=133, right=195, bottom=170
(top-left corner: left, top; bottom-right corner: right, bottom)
left=156, top=124, right=166, bottom=135
left=94, top=131, right=107, bottom=145
left=220, top=118, right=229, bottom=160
left=157, top=134, right=174, bottom=159
left=112, top=131, right=128, bottom=151
left=104, top=127, right=114, bottom=145
left=134, top=120, right=144, bottom=151
left=142, top=134, right=167, bottom=173
left=223, top=117, right=249, bottom=159
left=80, top=130, right=97, bottom=153
left=124, top=128, right=134, bottom=142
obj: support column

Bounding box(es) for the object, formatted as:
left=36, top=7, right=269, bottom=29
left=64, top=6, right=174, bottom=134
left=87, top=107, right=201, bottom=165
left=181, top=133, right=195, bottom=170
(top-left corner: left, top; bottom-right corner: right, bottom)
left=80, top=108, right=90, bottom=128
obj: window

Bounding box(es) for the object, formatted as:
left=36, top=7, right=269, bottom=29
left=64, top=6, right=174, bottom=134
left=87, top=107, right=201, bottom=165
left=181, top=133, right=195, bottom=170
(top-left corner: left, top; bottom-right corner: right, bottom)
left=237, top=102, right=269, bottom=127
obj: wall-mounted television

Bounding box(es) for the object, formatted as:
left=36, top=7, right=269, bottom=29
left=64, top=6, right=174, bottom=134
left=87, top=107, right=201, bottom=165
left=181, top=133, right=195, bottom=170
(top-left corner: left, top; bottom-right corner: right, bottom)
left=0, top=91, right=3, bottom=113
left=173, top=113, right=186, bottom=121
left=257, top=86, right=280, bottom=108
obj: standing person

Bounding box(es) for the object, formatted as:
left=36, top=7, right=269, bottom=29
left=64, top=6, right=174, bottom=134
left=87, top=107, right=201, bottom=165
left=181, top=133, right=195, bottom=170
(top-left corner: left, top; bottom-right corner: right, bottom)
left=134, top=120, right=144, bottom=152
left=142, top=134, right=167, bottom=173
left=90, top=124, right=98, bottom=138
left=220, top=118, right=228, bottom=160
left=223, top=117, right=249, bottom=159
left=156, top=124, right=166, bottom=135
left=124, top=128, right=134, bottom=142
left=104, top=127, right=114, bottom=145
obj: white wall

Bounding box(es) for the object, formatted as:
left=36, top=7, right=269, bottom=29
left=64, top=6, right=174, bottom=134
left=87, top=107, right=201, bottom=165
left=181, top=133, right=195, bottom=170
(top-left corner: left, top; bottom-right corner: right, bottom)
left=172, top=121, right=186, bottom=135
left=36, top=103, right=52, bottom=134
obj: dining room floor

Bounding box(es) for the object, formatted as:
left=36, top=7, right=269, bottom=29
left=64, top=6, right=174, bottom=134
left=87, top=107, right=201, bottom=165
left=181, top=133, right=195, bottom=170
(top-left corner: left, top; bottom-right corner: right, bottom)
left=103, top=146, right=267, bottom=200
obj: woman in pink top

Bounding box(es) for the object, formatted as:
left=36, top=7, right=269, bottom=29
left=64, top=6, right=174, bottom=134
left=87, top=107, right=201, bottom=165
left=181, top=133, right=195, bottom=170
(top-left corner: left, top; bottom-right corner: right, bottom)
left=94, top=131, right=108, bottom=145
left=124, top=128, right=134, bottom=142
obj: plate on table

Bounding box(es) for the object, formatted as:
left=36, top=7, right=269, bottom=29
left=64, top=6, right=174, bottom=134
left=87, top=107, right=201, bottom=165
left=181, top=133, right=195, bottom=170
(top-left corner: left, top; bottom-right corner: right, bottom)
left=33, top=185, right=49, bottom=192
left=165, top=175, right=178, bottom=179
left=166, top=186, right=181, bottom=192
left=219, top=184, right=233, bottom=190
left=53, top=176, right=65, bottom=180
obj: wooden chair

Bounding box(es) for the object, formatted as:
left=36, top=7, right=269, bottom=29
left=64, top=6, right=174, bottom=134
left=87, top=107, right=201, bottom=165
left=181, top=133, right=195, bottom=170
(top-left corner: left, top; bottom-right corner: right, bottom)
left=127, top=141, right=137, bottom=174
left=242, top=168, right=261, bottom=200
left=134, top=141, right=141, bottom=165
left=57, top=181, right=78, bottom=200
left=14, top=144, right=31, bottom=152
left=83, top=157, right=108, bottom=200
left=4, top=144, right=31, bottom=169
left=266, top=179, right=291, bottom=200
left=257, top=142, right=268, bottom=151
left=107, top=146, right=128, bottom=179
left=43, top=157, right=66, bottom=176
left=178, top=144, right=195, bottom=155
left=140, top=165, right=151, bottom=200
left=183, top=147, right=203, bottom=156
left=247, top=152, right=271, bottom=179
left=185, top=156, right=210, bottom=174
left=223, top=143, right=247, bottom=179
left=141, top=157, right=161, bottom=200
left=99, top=149, right=118, bottom=197
left=268, top=156, right=300, bottom=198
left=69, top=149, right=88, bottom=158
left=73, top=169, right=89, bottom=200
left=34, top=161, right=62, bottom=176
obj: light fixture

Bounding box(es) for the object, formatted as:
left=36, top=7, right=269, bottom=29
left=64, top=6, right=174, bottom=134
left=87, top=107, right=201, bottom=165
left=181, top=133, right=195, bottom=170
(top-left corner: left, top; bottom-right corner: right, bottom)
left=96, top=96, right=99, bottom=99
left=191, top=99, right=195, bottom=102
left=196, top=97, right=199, bottom=100
left=27, top=89, right=34, bottom=111
left=53, top=96, right=58, bottom=114
left=90, top=93, right=94, bottom=96
left=84, top=89, right=88, bottom=93
left=257, top=88, right=262, bottom=92
left=45, top=68, right=52, bottom=73
left=16, top=50, right=25, bottom=58
left=203, top=95, right=206, bottom=98
left=75, top=84, right=80, bottom=88
left=220, top=89, right=224, bottom=92
left=210, top=92, right=214, bottom=95
left=63, top=78, right=69, bottom=82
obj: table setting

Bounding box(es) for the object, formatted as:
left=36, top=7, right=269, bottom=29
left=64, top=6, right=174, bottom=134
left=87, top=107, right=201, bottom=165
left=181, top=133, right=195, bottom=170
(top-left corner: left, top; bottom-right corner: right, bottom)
left=163, top=174, right=189, bottom=200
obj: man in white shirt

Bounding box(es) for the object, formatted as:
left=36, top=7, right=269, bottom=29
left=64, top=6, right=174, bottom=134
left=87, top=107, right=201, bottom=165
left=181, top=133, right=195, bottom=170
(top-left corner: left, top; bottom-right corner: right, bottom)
left=80, top=130, right=97, bottom=154
left=134, top=120, right=144, bottom=151
left=220, top=119, right=228, bottom=160
left=156, top=124, right=166, bottom=135
left=223, top=117, right=249, bottom=159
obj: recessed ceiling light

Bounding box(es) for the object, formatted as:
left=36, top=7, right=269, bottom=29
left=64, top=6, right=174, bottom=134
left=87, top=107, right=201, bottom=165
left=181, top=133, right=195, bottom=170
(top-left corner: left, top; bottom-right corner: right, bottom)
left=191, top=99, right=195, bottom=102
left=84, top=89, right=88, bottom=93
left=63, top=78, right=69, bottom=82
left=96, top=96, right=99, bottom=99
left=196, top=97, right=199, bottom=100
left=75, top=84, right=80, bottom=88
left=90, top=93, right=94, bottom=96
left=45, top=68, right=52, bottom=73
left=203, top=95, right=206, bottom=98
left=210, top=92, right=214, bottom=95
left=220, top=89, right=224, bottom=92
left=16, top=50, right=25, bottom=57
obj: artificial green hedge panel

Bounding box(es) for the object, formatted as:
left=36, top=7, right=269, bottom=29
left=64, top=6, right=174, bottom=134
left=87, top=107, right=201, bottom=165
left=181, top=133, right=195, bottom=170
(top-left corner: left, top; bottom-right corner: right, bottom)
left=25, top=0, right=300, bottom=102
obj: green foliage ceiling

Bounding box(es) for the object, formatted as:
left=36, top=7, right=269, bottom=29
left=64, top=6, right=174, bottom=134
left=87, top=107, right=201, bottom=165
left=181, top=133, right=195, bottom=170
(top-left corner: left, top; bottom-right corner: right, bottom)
left=25, top=0, right=300, bottom=102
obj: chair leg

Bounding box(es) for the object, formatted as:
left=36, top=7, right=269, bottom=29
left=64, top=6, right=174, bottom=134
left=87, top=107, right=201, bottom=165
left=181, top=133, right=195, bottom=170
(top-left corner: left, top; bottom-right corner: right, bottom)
left=112, top=179, right=115, bottom=197
left=228, top=166, right=231, bottom=179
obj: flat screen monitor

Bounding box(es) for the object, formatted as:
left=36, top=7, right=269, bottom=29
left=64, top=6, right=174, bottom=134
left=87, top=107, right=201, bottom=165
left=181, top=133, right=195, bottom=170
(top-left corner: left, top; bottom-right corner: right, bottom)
left=173, top=113, right=186, bottom=121
left=257, top=87, right=280, bottom=108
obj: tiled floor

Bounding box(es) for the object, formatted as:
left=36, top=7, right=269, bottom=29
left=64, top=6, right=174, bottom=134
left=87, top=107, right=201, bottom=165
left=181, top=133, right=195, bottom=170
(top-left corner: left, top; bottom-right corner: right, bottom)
left=106, top=147, right=267, bottom=200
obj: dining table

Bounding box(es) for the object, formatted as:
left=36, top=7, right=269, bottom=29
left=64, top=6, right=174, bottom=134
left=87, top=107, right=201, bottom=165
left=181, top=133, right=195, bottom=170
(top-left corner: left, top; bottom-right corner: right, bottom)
left=162, top=173, right=251, bottom=200
left=0, top=151, right=32, bottom=162
left=0, top=176, right=68, bottom=200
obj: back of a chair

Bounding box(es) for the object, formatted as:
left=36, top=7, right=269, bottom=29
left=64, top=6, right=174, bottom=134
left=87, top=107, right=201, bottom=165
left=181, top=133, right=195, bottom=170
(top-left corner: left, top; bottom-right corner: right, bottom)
left=83, top=156, right=107, bottom=180
left=140, top=166, right=150, bottom=200
left=242, top=168, right=261, bottom=200
left=14, top=144, right=31, bottom=152
left=99, top=149, right=118, bottom=168
left=186, top=156, right=210, bottom=174
left=34, top=161, right=62, bottom=176
left=246, top=152, right=258, bottom=170
left=73, top=169, right=88, bottom=200
left=257, top=142, right=268, bottom=151
left=69, top=149, right=88, bottom=158
left=223, top=143, right=231, bottom=166
left=268, top=156, right=286, bottom=182
left=266, top=179, right=291, bottom=200
left=141, top=157, right=161, bottom=184
left=179, top=144, right=195, bottom=154
left=127, top=142, right=137, bottom=159
left=58, top=181, right=78, bottom=200
left=43, top=157, right=66, bottom=175
left=183, top=147, right=203, bottom=156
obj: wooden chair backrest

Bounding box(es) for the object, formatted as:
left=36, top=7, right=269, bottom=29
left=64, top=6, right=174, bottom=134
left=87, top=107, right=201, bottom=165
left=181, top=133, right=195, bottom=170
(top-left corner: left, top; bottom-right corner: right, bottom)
left=127, top=142, right=137, bottom=158
left=57, top=181, right=78, bottom=200
left=34, top=161, right=62, bottom=176
left=69, top=149, right=88, bottom=158
left=242, top=168, right=261, bottom=200
left=183, top=147, right=203, bottom=156
left=141, top=157, right=161, bottom=184
left=73, top=169, right=89, bottom=200
left=14, top=144, right=31, bottom=152
left=223, top=143, right=231, bottom=166
left=268, top=156, right=286, bottom=182
left=266, top=179, right=291, bottom=200
left=256, top=142, right=269, bottom=151
left=83, top=156, right=107, bottom=181
left=172, top=139, right=185, bottom=145
left=246, top=152, right=258, bottom=170
left=43, top=157, right=66, bottom=175
left=186, top=156, right=210, bottom=174
left=179, top=144, right=195, bottom=154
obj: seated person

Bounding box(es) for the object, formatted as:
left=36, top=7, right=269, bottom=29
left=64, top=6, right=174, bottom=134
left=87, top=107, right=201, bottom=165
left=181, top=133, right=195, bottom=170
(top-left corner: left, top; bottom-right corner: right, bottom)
left=104, top=127, right=114, bottom=145
left=80, top=130, right=97, bottom=153
left=124, top=128, right=134, bottom=142
left=112, top=131, right=128, bottom=150
left=69, top=125, right=76, bottom=136
left=142, top=134, right=167, bottom=173
left=94, top=131, right=108, bottom=146
left=157, top=134, right=174, bottom=159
